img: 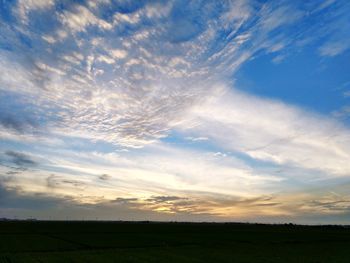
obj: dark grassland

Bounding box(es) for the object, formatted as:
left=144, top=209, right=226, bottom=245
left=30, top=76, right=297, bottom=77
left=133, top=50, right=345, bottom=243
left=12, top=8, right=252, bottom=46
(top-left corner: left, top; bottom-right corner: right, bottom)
left=0, top=221, right=349, bottom=262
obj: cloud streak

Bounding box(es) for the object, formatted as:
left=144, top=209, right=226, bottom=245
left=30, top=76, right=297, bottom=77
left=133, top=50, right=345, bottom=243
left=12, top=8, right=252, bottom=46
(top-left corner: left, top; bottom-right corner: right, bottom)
left=182, top=87, right=350, bottom=177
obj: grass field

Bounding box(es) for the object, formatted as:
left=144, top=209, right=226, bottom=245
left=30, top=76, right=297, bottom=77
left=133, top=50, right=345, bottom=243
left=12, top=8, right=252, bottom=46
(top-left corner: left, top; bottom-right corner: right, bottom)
left=0, top=221, right=349, bottom=262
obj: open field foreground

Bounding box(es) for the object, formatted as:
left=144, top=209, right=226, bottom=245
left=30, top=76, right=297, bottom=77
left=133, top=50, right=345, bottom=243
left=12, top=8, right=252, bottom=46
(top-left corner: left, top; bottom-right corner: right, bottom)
left=0, top=221, right=349, bottom=262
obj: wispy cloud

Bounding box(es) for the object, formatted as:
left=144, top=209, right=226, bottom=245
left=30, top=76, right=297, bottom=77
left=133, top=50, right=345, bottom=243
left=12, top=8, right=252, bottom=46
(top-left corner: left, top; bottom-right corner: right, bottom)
left=319, top=41, right=350, bottom=57
left=181, top=87, right=350, bottom=177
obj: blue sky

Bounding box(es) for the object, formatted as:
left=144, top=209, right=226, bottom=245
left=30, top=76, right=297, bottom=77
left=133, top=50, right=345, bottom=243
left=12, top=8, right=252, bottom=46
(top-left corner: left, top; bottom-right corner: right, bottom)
left=1, top=0, right=350, bottom=224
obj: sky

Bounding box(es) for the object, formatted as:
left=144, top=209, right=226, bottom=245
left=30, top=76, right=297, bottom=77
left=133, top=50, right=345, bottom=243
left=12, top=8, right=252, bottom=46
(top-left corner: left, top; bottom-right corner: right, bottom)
left=0, top=0, right=350, bottom=224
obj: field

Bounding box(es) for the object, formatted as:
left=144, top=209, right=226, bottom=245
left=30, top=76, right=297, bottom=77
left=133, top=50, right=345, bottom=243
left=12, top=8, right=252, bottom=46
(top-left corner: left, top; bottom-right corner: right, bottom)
left=0, top=221, right=349, bottom=262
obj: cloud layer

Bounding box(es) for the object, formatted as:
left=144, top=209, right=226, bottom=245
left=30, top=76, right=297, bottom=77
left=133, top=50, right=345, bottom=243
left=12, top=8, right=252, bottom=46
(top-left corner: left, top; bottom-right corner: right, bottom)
left=0, top=0, right=350, bottom=223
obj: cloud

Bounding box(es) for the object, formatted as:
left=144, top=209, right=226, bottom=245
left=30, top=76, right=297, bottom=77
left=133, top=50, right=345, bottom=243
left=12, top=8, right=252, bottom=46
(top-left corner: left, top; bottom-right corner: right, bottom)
left=0, top=114, right=38, bottom=134
left=319, top=41, right=350, bottom=57
left=332, top=106, right=350, bottom=119
left=181, top=87, right=350, bottom=177
left=1, top=145, right=350, bottom=222
left=272, top=54, right=286, bottom=64
left=316, top=1, right=350, bottom=57
left=315, top=0, right=336, bottom=12
left=0, top=139, right=289, bottom=216
left=112, top=197, right=139, bottom=204
left=5, top=151, right=38, bottom=167
left=110, top=49, right=128, bottom=59
left=0, top=182, right=71, bottom=210
left=99, top=174, right=111, bottom=180
left=1, top=0, right=350, bottom=223
left=6, top=171, right=21, bottom=176
left=185, top=136, right=208, bottom=142
left=146, top=195, right=187, bottom=203
left=0, top=180, right=215, bottom=221
left=259, top=5, right=302, bottom=32
left=221, top=0, right=251, bottom=28
left=58, top=4, right=112, bottom=33
left=1, top=0, right=322, bottom=149
left=2, top=181, right=349, bottom=223
left=15, top=0, right=55, bottom=23
left=46, top=174, right=86, bottom=189
left=306, top=198, right=350, bottom=213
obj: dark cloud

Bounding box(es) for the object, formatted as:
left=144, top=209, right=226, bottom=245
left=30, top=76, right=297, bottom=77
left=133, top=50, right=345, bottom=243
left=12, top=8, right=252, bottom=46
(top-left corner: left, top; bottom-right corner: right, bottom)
left=0, top=183, right=214, bottom=221
left=0, top=112, right=39, bottom=134
left=111, top=197, right=139, bottom=204
left=146, top=195, right=187, bottom=203
left=99, top=174, right=111, bottom=180
left=0, top=175, right=14, bottom=184
left=231, top=196, right=281, bottom=207
left=6, top=171, right=20, bottom=175
left=0, top=182, right=73, bottom=210
left=201, top=195, right=283, bottom=210
left=306, top=199, right=350, bottom=212
left=5, top=150, right=38, bottom=166
left=46, top=174, right=86, bottom=189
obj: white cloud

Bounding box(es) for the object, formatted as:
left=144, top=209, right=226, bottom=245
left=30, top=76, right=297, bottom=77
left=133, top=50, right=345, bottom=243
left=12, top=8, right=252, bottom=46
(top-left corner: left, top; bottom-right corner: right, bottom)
left=15, top=0, right=55, bottom=23
left=41, top=35, right=56, bottom=44
left=113, top=12, right=140, bottom=25
left=185, top=136, right=209, bottom=142
left=259, top=5, right=302, bottom=31
left=314, top=0, right=336, bottom=12
left=2, top=140, right=284, bottom=205
left=332, top=106, right=350, bottom=119
left=2, top=0, right=348, bottom=153
left=58, top=5, right=112, bottom=33
left=272, top=54, right=286, bottom=64
left=267, top=42, right=285, bottom=53
left=221, top=0, right=252, bottom=30
left=143, top=2, right=172, bottom=19
left=110, top=49, right=128, bottom=59
left=319, top=41, right=350, bottom=57
left=4, top=137, right=349, bottom=220
left=180, top=87, right=350, bottom=177
left=35, top=61, right=65, bottom=76
left=87, top=0, right=111, bottom=9
left=97, top=55, right=115, bottom=64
